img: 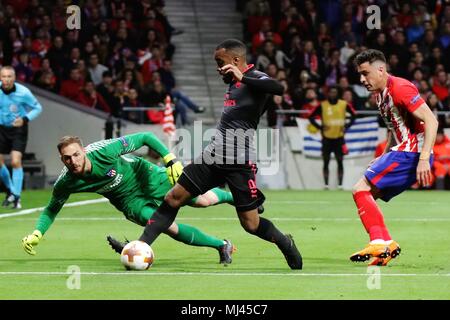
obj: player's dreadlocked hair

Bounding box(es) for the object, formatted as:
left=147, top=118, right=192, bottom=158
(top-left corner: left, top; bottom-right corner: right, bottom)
left=216, top=39, right=247, bottom=57
left=353, top=49, right=386, bottom=67
left=57, top=136, right=83, bottom=152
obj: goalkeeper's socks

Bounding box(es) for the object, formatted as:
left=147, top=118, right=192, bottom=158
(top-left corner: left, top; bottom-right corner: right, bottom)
left=0, top=165, right=12, bottom=192
left=139, top=200, right=179, bottom=245
left=211, top=188, right=234, bottom=205
left=172, top=223, right=224, bottom=248
left=253, top=217, right=291, bottom=251
left=353, top=191, right=390, bottom=241
left=12, top=168, right=24, bottom=196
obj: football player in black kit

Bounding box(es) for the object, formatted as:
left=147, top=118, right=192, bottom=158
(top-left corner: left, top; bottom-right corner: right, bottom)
left=138, top=39, right=303, bottom=269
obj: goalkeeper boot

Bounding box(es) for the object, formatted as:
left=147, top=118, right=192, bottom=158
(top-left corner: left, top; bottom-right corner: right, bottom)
left=2, top=191, right=14, bottom=208
left=107, top=235, right=129, bottom=254
left=280, top=234, right=303, bottom=270
left=369, top=241, right=401, bottom=266
left=350, top=242, right=390, bottom=262
left=218, top=239, right=236, bottom=265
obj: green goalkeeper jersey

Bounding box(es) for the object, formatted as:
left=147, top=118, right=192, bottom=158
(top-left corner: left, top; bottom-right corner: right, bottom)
left=36, top=132, right=173, bottom=234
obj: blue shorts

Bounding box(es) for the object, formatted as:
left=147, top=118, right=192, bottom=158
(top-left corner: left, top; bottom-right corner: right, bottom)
left=365, top=151, right=434, bottom=202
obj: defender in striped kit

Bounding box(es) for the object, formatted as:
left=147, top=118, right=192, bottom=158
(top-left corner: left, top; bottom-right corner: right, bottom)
left=350, top=49, right=438, bottom=266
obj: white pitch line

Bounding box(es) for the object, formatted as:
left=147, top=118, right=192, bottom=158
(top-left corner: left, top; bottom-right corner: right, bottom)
left=0, top=271, right=449, bottom=277
left=269, top=200, right=445, bottom=205
left=9, top=217, right=450, bottom=222
left=0, top=198, right=108, bottom=219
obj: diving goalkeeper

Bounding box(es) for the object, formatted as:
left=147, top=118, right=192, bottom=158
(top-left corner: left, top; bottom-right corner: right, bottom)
left=22, top=132, right=236, bottom=264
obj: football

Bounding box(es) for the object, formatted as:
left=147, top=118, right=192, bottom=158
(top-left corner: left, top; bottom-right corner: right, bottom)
left=120, top=240, right=154, bottom=271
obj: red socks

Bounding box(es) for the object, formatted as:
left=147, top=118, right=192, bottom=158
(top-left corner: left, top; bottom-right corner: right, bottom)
left=353, top=191, right=391, bottom=242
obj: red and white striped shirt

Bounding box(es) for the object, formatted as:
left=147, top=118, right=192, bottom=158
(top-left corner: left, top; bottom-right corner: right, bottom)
left=376, top=75, right=425, bottom=152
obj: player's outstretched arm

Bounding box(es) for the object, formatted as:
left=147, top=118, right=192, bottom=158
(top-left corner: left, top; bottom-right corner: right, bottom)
left=22, top=208, right=58, bottom=255
left=241, top=75, right=284, bottom=95
left=219, top=64, right=283, bottom=95
left=120, top=132, right=183, bottom=185
left=21, top=189, right=68, bottom=255
left=114, top=132, right=171, bottom=158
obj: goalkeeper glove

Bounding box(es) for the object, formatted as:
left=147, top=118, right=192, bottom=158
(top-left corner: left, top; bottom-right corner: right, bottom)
left=163, top=153, right=183, bottom=186
left=22, top=230, right=43, bottom=255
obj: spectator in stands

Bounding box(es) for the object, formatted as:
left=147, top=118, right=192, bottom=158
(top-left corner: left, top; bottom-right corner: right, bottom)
left=82, top=41, right=96, bottom=61
left=88, top=53, right=109, bottom=86
left=124, top=87, right=145, bottom=124
left=324, top=48, right=344, bottom=87
left=342, top=88, right=355, bottom=111
left=119, top=67, right=144, bottom=93
left=300, top=88, right=320, bottom=119
left=77, top=60, right=91, bottom=83
left=31, top=28, right=51, bottom=60
left=308, top=86, right=356, bottom=190
left=76, top=81, right=111, bottom=114
left=157, top=59, right=204, bottom=117
left=112, top=79, right=127, bottom=117
left=251, top=18, right=283, bottom=54
left=60, top=67, right=85, bottom=101
left=428, top=93, right=450, bottom=129
left=411, top=68, right=424, bottom=89
left=97, top=71, right=120, bottom=115
left=432, top=70, right=449, bottom=102
left=66, top=47, right=82, bottom=76
left=142, top=45, right=164, bottom=84
left=265, top=94, right=292, bottom=128
left=46, top=36, right=65, bottom=80
left=433, top=128, right=450, bottom=190
left=14, top=51, right=33, bottom=83
left=33, top=58, right=56, bottom=88
left=34, top=71, right=57, bottom=92
left=255, top=40, right=290, bottom=71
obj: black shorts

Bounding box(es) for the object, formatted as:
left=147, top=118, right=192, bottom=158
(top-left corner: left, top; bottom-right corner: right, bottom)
left=0, top=124, right=28, bottom=154
left=322, top=137, right=344, bottom=159
left=178, top=162, right=265, bottom=212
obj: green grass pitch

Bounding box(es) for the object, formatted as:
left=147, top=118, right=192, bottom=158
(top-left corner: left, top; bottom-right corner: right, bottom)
left=1, top=189, right=449, bottom=300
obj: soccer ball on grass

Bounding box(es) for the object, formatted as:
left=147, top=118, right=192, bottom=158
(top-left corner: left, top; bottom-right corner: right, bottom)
left=120, top=240, right=154, bottom=270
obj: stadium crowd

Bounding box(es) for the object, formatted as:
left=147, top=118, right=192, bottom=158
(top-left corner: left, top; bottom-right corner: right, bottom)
left=238, top=0, right=450, bottom=130
left=237, top=0, right=450, bottom=188
left=1, top=0, right=450, bottom=188
left=0, top=0, right=204, bottom=126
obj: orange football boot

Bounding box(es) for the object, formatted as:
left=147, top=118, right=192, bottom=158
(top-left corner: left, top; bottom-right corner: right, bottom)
left=350, top=243, right=390, bottom=262
left=369, top=241, right=401, bottom=266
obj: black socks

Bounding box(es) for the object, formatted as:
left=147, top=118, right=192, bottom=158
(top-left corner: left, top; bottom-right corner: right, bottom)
left=254, top=217, right=291, bottom=251
left=139, top=201, right=179, bottom=245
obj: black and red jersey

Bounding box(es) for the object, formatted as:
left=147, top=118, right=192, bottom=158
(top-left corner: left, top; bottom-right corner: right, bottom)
left=203, top=65, right=283, bottom=164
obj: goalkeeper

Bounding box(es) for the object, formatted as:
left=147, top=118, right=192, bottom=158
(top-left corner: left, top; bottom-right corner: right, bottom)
left=22, top=132, right=237, bottom=264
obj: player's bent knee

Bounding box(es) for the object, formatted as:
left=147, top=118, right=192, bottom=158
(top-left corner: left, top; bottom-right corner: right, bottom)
left=238, top=211, right=259, bottom=234
left=240, top=221, right=258, bottom=234
left=352, top=177, right=371, bottom=195
left=164, top=184, right=192, bottom=208
left=194, top=195, right=209, bottom=207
